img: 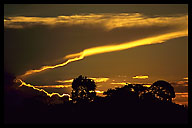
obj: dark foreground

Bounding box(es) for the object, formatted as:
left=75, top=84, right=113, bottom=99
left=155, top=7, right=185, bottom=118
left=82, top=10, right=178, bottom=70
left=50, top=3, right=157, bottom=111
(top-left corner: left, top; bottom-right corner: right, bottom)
left=4, top=73, right=188, bottom=124
left=4, top=97, right=188, bottom=124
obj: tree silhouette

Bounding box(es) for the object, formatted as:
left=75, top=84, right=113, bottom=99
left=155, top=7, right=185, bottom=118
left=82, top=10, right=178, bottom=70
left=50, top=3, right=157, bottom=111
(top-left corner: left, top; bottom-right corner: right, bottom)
left=71, top=75, right=96, bottom=103
left=146, top=80, right=175, bottom=102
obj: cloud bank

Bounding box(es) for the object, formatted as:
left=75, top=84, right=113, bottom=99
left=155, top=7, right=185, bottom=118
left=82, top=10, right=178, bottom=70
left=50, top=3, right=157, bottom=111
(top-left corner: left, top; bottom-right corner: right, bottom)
left=4, top=13, right=188, bottom=31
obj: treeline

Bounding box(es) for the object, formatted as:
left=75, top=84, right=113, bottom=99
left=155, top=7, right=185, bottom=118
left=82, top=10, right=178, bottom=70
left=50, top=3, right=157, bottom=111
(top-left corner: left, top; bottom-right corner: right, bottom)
left=4, top=74, right=188, bottom=124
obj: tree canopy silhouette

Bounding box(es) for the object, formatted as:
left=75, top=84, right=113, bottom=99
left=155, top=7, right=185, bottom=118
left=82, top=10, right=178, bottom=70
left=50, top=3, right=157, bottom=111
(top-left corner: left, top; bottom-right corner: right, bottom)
left=146, top=80, right=175, bottom=102
left=103, top=80, right=176, bottom=104
left=103, top=84, right=148, bottom=103
left=71, top=75, right=96, bottom=103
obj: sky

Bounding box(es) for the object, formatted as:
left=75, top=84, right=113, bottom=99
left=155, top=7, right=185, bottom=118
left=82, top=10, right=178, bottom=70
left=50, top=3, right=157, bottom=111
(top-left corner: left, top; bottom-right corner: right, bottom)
left=4, top=4, right=188, bottom=105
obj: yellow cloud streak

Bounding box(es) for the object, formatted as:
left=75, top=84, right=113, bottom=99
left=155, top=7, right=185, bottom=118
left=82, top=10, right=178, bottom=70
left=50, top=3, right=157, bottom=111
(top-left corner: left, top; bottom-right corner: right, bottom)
left=56, top=77, right=109, bottom=84
left=142, top=84, right=151, bottom=87
left=132, top=75, right=149, bottom=79
left=110, top=82, right=128, bottom=85
left=89, top=77, right=109, bottom=83
left=81, top=30, right=187, bottom=57
left=175, top=92, right=188, bottom=98
left=34, top=85, right=72, bottom=88
left=56, top=79, right=74, bottom=83
left=95, top=90, right=104, bottom=94
left=16, top=79, right=71, bottom=99
left=17, top=29, right=187, bottom=79
left=175, top=92, right=188, bottom=95
left=17, top=54, right=84, bottom=78
left=183, top=77, right=188, bottom=80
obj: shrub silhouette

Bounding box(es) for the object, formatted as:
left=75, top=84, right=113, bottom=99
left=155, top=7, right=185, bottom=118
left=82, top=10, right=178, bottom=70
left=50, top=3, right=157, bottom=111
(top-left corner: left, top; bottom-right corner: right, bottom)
left=71, top=75, right=96, bottom=103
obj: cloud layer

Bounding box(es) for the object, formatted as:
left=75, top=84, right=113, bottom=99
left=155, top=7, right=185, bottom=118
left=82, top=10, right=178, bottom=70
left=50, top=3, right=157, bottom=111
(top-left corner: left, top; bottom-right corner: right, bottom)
left=4, top=13, right=188, bottom=31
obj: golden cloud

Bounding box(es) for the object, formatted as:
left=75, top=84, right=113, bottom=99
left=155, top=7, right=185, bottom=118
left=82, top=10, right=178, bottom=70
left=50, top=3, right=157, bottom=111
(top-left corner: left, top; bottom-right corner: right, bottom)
left=183, top=77, right=188, bottom=80
left=110, top=82, right=129, bottom=85
left=4, top=13, right=188, bottom=31
left=56, top=79, right=73, bottom=83
left=95, top=90, right=104, bottom=94
left=89, top=77, right=109, bottom=83
left=175, top=92, right=188, bottom=98
left=172, top=77, right=188, bottom=87
left=34, top=84, right=72, bottom=88
left=55, top=77, right=109, bottom=84
left=142, top=84, right=151, bottom=87
left=173, top=92, right=188, bottom=106
left=132, top=75, right=149, bottom=79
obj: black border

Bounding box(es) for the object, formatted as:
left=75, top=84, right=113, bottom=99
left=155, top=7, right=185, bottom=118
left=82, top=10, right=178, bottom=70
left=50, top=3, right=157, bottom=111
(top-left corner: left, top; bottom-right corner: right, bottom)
left=2, top=0, right=190, bottom=4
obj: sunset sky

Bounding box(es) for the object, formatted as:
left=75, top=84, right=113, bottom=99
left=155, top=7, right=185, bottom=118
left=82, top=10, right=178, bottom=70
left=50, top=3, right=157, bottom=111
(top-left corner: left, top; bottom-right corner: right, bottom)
left=4, top=4, right=188, bottom=105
